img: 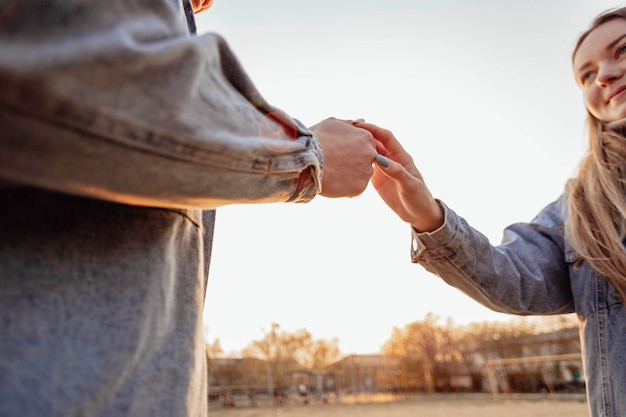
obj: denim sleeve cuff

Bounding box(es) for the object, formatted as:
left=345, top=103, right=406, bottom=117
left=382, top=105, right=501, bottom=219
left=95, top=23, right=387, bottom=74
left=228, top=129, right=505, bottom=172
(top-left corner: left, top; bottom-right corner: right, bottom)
left=287, top=131, right=323, bottom=203
left=309, top=132, right=323, bottom=193
left=410, top=200, right=461, bottom=262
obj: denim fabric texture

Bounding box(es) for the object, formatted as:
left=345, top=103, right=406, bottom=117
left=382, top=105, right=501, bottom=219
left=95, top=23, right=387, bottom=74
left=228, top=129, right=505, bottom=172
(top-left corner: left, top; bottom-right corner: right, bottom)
left=0, top=0, right=322, bottom=416
left=0, top=0, right=323, bottom=207
left=412, top=196, right=626, bottom=417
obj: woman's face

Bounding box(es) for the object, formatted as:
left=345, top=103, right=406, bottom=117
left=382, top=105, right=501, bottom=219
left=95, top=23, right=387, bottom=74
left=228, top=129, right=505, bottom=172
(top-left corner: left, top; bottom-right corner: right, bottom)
left=574, top=18, right=626, bottom=122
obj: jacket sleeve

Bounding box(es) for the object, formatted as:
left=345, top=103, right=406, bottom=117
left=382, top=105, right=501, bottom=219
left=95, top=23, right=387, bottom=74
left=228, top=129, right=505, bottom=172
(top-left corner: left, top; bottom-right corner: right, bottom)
left=411, top=197, right=575, bottom=315
left=0, top=0, right=322, bottom=209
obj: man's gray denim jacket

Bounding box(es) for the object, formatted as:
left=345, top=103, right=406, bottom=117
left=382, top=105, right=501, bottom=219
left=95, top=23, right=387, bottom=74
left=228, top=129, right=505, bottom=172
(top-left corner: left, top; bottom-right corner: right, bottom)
left=412, top=196, right=626, bottom=417
left=0, top=1, right=322, bottom=416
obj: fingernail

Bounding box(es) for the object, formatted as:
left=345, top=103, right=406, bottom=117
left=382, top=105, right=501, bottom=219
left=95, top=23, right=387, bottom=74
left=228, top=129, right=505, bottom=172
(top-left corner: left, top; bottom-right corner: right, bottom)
left=376, top=154, right=390, bottom=168
left=352, top=118, right=365, bottom=125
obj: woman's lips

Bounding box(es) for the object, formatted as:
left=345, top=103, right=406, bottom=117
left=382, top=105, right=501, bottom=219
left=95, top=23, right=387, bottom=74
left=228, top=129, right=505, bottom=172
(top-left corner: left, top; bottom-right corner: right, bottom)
left=608, top=85, right=626, bottom=102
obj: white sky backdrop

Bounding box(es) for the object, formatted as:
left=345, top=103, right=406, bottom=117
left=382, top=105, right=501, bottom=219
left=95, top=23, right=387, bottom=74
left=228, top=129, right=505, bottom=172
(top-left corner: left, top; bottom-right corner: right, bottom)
left=196, top=1, right=623, bottom=355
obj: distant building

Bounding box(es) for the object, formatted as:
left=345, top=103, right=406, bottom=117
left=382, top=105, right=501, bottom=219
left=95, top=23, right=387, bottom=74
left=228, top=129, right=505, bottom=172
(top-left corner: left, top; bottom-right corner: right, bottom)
left=324, top=354, right=403, bottom=394
left=463, top=327, right=583, bottom=393
left=206, top=327, right=584, bottom=403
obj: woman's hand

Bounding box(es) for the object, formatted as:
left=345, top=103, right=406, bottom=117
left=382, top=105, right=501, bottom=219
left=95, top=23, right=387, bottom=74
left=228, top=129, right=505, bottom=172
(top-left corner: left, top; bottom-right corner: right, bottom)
left=355, top=121, right=444, bottom=233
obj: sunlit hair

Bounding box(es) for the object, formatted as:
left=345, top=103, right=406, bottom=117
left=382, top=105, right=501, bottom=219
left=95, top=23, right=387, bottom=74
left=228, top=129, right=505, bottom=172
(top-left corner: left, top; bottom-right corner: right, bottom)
left=568, top=7, right=626, bottom=301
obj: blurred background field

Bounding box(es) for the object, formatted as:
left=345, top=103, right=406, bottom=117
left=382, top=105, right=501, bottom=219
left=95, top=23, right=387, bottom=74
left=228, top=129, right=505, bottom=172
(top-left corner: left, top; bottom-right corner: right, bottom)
left=208, top=394, right=589, bottom=417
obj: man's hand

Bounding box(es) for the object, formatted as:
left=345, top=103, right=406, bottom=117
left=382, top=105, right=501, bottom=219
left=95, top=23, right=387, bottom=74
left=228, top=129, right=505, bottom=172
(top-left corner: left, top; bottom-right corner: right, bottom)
left=190, top=0, right=213, bottom=13
left=309, top=117, right=378, bottom=198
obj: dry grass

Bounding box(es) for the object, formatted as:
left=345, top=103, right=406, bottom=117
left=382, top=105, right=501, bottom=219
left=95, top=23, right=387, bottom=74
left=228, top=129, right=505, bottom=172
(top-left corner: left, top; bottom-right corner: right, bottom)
left=208, top=394, right=590, bottom=417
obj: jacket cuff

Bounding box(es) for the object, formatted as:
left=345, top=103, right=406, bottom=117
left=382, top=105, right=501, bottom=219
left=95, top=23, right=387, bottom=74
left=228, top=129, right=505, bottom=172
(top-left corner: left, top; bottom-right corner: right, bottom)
left=287, top=132, right=323, bottom=203
left=411, top=200, right=460, bottom=262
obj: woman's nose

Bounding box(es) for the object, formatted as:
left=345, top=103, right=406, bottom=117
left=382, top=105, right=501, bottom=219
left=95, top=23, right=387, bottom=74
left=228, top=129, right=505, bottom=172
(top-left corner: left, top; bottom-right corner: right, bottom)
left=596, top=63, right=623, bottom=86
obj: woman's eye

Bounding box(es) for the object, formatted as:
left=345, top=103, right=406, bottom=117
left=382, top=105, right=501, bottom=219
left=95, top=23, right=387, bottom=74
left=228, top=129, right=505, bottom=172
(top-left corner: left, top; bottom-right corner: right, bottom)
left=581, top=71, right=595, bottom=85
left=618, top=44, right=626, bottom=57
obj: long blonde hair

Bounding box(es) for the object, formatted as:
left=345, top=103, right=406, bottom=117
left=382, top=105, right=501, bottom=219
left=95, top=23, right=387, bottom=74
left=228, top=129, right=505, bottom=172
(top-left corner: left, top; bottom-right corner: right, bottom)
left=567, top=7, right=626, bottom=301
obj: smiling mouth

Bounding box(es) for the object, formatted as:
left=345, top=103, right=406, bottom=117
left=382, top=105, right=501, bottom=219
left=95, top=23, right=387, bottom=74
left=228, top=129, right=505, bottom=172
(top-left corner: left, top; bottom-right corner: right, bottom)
left=608, top=86, right=626, bottom=103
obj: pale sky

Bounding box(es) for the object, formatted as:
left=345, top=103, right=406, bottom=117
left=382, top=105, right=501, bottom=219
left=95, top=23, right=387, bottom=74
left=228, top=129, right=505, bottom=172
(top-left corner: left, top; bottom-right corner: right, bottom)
left=197, top=1, right=622, bottom=356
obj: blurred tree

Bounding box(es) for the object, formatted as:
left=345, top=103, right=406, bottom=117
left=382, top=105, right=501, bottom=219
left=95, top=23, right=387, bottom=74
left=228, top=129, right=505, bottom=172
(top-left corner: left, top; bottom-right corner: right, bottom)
left=308, top=338, right=341, bottom=369
left=381, top=313, right=581, bottom=393
left=242, top=322, right=341, bottom=387
left=210, top=358, right=242, bottom=387
left=382, top=313, right=457, bottom=393
left=206, top=338, right=223, bottom=362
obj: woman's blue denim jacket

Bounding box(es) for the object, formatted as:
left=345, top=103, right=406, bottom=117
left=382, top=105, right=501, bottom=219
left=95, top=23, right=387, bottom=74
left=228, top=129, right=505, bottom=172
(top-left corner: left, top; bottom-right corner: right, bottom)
left=0, top=1, right=322, bottom=416
left=412, top=196, right=626, bottom=417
